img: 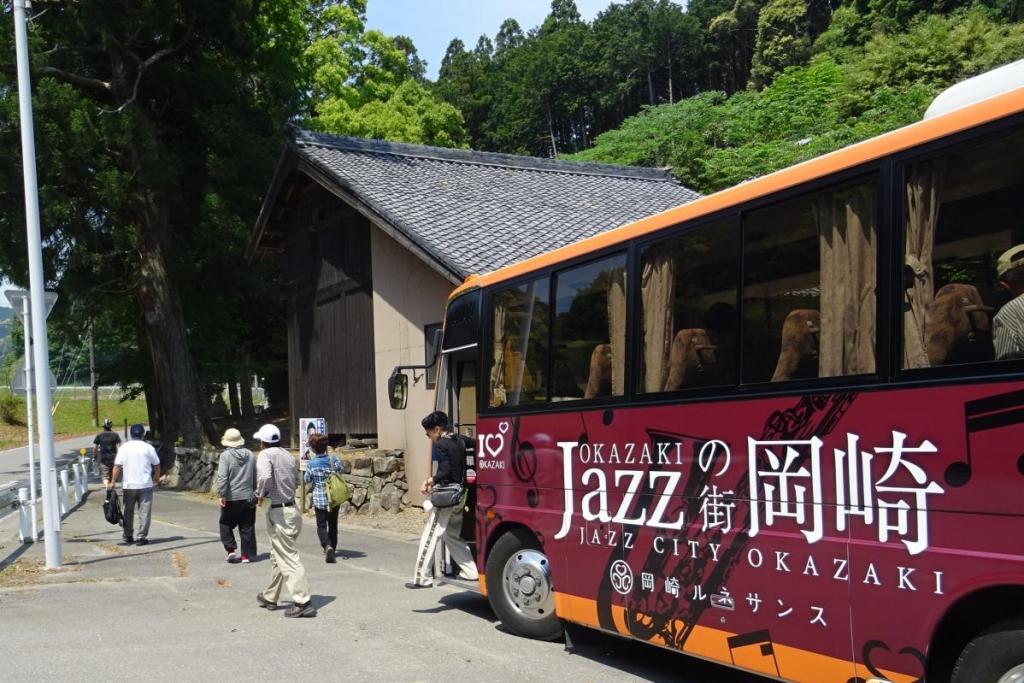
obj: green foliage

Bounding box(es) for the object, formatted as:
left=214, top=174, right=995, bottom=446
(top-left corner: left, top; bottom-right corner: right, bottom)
left=435, top=0, right=717, bottom=156
left=750, top=0, right=813, bottom=88
left=303, top=1, right=467, bottom=145
left=572, top=8, right=1024, bottom=193
left=0, top=394, right=21, bottom=426
left=435, top=0, right=1024, bottom=161
left=0, top=0, right=462, bottom=431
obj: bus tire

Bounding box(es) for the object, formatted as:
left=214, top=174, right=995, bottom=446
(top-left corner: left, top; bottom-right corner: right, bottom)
left=951, top=618, right=1024, bottom=683
left=485, top=528, right=563, bottom=642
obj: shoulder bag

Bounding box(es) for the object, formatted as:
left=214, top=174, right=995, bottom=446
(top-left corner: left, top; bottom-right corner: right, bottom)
left=430, top=435, right=467, bottom=508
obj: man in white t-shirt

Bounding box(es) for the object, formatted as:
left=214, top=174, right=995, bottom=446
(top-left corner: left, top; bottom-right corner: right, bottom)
left=108, top=423, right=161, bottom=546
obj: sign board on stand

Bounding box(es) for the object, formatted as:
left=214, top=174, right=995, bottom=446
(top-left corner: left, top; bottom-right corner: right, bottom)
left=299, top=417, right=326, bottom=468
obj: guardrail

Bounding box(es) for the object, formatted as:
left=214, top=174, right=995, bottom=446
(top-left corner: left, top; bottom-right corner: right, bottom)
left=0, top=481, right=18, bottom=510
left=6, top=456, right=92, bottom=543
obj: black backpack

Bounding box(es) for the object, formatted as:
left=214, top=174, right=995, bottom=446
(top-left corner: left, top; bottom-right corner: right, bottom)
left=103, top=489, right=122, bottom=526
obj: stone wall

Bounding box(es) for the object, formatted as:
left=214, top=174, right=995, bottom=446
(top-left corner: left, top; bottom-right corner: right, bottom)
left=170, top=447, right=218, bottom=491
left=333, top=448, right=409, bottom=516
left=169, top=446, right=411, bottom=515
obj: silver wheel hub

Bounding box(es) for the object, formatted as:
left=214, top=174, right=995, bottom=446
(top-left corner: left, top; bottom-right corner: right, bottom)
left=999, top=664, right=1024, bottom=683
left=502, top=549, right=554, bottom=621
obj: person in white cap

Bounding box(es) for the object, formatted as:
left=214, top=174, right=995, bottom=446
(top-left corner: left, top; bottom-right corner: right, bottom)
left=252, top=423, right=316, bottom=618
left=994, top=245, right=1024, bottom=360
left=215, top=427, right=257, bottom=564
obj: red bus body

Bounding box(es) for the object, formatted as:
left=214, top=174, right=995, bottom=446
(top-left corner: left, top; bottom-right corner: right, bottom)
left=472, top=382, right=1024, bottom=682
left=419, top=79, right=1024, bottom=683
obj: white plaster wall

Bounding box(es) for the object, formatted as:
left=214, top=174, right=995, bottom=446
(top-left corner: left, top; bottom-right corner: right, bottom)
left=370, top=226, right=456, bottom=503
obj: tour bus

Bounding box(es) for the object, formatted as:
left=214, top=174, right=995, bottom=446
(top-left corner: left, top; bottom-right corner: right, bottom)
left=389, top=62, right=1024, bottom=683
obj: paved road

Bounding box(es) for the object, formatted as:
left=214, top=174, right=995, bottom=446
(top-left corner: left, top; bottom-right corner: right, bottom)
left=0, top=482, right=768, bottom=682
left=0, top=434, right=97, bottom=521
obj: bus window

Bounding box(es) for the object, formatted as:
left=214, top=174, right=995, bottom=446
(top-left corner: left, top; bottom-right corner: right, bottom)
left=742, top=176, right=877, bottom=383
left=455, top=359, right=477, bottom=438
left=638, top=219, right=738, bottom=393
left=552, top=253, right=628, bottom=401
left=489, top=277, right=550, bottom=407
left=902, top=125, right=1024, bottom=369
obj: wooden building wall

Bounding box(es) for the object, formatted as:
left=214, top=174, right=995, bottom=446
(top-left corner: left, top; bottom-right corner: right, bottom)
left=285, top=183, right=377, bottom=441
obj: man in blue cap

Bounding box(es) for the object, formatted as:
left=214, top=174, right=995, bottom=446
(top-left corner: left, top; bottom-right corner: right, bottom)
left=108, top=423, right=161, bottom=545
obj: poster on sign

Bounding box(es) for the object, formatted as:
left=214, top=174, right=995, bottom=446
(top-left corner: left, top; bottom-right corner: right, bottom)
left=299, top=417, right=326, bottom=464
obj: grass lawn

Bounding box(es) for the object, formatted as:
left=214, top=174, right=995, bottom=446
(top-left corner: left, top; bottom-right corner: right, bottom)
left=0, top=391, right=148, bottom=450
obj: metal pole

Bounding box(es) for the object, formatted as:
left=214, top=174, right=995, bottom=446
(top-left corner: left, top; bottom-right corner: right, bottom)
left=13, top=0, right=61, bottom=569
left=18, top=487, right=29, bottom=543
left=89, top=320, right=98, bottom=428
left=21, top=298, right=37, bottom=542
left=59, top=468, right=69, bottom=514
left=72, top=462, right=82, bottom=499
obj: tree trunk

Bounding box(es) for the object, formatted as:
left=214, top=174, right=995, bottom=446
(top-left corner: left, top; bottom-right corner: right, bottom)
left=132, top=183, right=209, bottom=467
left=100, top=47, right=211, bottom=467
left=667, top=53, right=674, bottom=104
left=239, top=370, right=255, bottom=418
left=545, top=101, right=558, bottom=157
left=143, top=382, right=161, bottom=440
left=227, top=376, right=241, bottom=418
left=647, top=68, right=655, bottom=105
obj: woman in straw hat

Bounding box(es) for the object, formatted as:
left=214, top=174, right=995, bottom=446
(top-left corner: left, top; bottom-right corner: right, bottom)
left=215, top=427, right=258, bottom=563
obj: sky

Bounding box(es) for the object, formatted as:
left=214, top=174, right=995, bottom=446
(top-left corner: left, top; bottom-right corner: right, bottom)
left=365, top=0, right=621, bottom=80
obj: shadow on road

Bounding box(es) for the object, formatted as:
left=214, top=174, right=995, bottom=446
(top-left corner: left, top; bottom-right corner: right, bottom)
left=0, top=538, right=32, bottom=571
left=412, top=589, right=774, bottom=682
left=413, top=591, right=498, bottom=622
left=67, top=537, right=218, bottom=566
left=310, top=594, right=337, bottom=611
left=562, top=623, right=774, bottom=682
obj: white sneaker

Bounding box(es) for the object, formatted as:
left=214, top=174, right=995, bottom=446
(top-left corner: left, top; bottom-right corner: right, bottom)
left=226, top=551, right=241, bottom=564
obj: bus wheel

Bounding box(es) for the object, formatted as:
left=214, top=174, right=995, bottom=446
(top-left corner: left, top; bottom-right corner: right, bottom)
left=951, top=618, right=1024, bottom=683
left=485, top=528, right=563, bottom=642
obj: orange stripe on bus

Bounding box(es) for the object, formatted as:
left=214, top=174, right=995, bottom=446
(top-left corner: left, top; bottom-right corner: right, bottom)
left=551, top=591, right=916, bottom=683
left=451, top=87, right=1024, bottom=301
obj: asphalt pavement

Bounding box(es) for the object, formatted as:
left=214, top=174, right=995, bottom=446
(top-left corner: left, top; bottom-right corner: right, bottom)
left=0, top=471, right=764, bottom=682
left=0, top=433, right=97, bottom=522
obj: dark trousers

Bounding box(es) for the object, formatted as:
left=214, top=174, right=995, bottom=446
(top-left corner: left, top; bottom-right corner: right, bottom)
left=219, top=499, right=257, bottom=556
left=314, top=506, right=339, bottom=550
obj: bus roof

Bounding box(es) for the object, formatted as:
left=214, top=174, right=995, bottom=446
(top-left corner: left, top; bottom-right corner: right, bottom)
left=450, top=83, right=1024, bottom=301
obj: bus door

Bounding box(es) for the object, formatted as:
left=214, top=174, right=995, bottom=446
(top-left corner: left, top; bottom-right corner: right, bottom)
left=441, top=348, right=479, bottom=549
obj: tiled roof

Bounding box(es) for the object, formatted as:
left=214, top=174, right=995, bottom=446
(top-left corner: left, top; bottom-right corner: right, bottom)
left=273, top=130, right=700, bottom=279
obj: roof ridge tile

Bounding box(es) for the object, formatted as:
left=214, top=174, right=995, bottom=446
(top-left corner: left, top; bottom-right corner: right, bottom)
left=291, top=128, right=680, bottom=183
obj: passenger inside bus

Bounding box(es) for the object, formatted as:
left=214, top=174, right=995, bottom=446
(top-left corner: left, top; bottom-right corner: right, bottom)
left=993, top=245, right=1024, bottom=360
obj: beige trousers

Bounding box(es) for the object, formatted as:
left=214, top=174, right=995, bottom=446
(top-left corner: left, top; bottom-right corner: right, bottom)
left=261, top=505, right=310, bottom=605
left=412, top=505, right=478, bottom=586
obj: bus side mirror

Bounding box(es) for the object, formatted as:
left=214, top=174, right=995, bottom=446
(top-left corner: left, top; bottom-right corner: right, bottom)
left=388, top=370, right=409, bottom=410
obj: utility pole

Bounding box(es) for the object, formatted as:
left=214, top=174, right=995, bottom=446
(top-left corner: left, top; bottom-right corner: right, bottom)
left=21, top=303, right=36, bottom=543
left=89, top=321, right=98, bottom=427
left=13, top=0, right=62, bottom=568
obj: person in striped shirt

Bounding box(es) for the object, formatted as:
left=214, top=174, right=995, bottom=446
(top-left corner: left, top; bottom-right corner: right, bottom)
left=994, top=245, right=1024, bottom=361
